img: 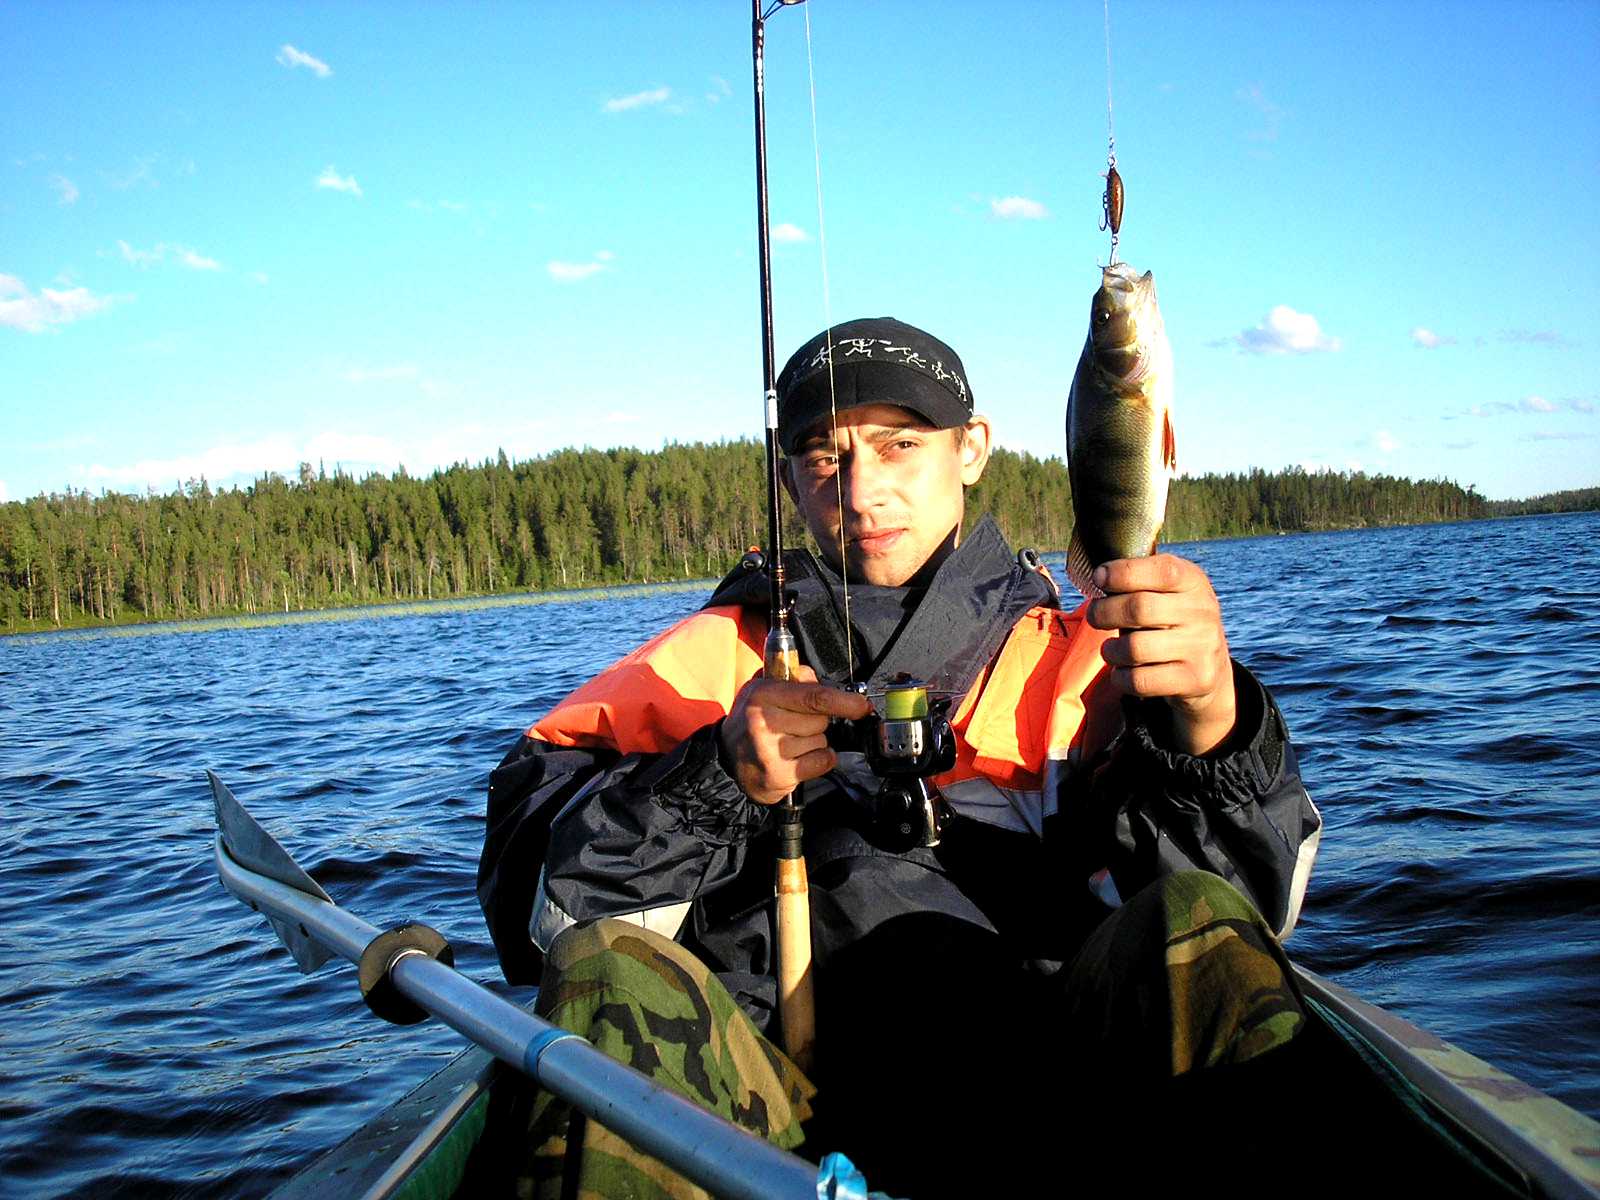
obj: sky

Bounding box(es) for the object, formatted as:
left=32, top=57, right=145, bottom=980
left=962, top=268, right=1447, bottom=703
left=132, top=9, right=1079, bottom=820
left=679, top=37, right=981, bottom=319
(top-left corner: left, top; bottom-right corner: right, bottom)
left=2, top=0, right=1597, bottom=505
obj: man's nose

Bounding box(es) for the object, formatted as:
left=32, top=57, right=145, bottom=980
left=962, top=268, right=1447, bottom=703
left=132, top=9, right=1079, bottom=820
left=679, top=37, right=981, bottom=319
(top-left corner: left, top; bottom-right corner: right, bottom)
left=840, top=453, right=886, bottom=513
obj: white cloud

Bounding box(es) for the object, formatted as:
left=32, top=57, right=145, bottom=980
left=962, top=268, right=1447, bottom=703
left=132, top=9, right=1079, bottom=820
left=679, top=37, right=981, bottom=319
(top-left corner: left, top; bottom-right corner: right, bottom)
left=303, top=430, right=404, bottom=465
left=116, top=240, right=222, bottom=270
left=438, top=200, right=467, bottom=212
left=1468, top=395, right=1594, bottom=417
left=84, top=436, right=302, bottom=488
left=250, top=272, right=270, bottom=286
left=549, top=253, right=612, bottom=283
left=706, top=75, right=732, bottom=104
left=0, top=273, right=118, bottom=332
left=277, top=44, right=332, bottom=77
left=49, top=174, right=79, bottom=205
left=1237, top=83, right=1283, bottom=143
left=78, top=428, right=508, bottom=492
left=118, top=239, right=161, bottom=267
left=772, top=223, right=810, bottom=243
left=176, top=247, right=221, bottom=271
left=603, top=86, right=672, bottom=113
left=1411, top=326, right=1455, bottom=349
left=1500, top=329, right=1572, bottom=347
left=1375, top=430, right=1398, bottom=453
left=342, top=365, right=419, bottom=383
left=1232, top=305, right=1341, bottom=354
left=107, top=157, right=158, bottom=190
left=81, top=433, right=416, bottom=490
left=316, top=166, right=362, bottom=197
left=990, top=195, right=1049, bottom=220
left=548, top=261, right=606, bottom=283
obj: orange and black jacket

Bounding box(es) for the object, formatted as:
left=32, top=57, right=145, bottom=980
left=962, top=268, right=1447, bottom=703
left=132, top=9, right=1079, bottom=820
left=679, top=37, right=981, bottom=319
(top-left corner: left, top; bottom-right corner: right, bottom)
left=477, top=515, right=1320, bottom=1032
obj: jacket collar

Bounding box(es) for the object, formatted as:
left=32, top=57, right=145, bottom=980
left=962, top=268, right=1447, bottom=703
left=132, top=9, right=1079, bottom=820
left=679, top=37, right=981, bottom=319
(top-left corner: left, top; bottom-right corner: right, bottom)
left=710, top=513, right=1055, bottom=700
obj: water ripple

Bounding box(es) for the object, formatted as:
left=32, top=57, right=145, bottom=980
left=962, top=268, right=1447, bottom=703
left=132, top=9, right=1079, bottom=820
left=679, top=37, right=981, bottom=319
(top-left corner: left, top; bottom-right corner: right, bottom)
left=3, top=514, right=1598, bottom=1196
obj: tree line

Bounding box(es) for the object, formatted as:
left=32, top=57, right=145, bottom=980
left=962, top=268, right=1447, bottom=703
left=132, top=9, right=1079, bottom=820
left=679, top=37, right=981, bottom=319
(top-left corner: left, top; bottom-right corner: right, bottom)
left=0, top=443, right=1518, bottom=633
left=1482, top=486, right=1600, bottom=518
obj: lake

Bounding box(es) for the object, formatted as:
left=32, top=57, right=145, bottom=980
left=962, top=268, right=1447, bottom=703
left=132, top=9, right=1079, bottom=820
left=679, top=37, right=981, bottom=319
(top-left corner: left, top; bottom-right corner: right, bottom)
left=1, top=512, right=1596, bottom=1197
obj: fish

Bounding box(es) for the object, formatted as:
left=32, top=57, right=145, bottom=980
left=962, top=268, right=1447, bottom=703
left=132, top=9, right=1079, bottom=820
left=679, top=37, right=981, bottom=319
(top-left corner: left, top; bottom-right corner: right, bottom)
left=1064, top=261, right=1176, bottom=597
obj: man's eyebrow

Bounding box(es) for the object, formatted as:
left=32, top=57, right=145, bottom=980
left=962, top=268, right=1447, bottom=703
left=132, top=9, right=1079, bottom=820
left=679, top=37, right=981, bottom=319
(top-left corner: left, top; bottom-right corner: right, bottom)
left=794, top=418, right=936, bottom=453
left=862, top=422, right=935, bottom=443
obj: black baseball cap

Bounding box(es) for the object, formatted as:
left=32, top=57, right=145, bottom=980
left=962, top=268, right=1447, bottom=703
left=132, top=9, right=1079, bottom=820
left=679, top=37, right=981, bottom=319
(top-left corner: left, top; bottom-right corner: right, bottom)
left=775, top=317, right=974, bottom=454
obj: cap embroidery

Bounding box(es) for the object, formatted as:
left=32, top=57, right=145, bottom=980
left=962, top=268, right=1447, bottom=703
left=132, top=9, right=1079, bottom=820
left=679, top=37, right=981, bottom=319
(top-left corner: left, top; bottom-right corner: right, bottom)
left=798, top=337, right=966, bottom=398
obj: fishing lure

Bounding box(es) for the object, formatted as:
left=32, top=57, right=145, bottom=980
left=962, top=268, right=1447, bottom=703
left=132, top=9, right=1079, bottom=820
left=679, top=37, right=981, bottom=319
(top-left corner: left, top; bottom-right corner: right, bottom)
left=1101, top=163, right=1123, bottom=237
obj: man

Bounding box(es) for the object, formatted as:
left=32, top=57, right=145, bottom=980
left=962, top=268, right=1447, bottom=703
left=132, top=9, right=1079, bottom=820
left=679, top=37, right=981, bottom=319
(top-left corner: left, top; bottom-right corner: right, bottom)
left=478, top=318, right=1321, bottom=1197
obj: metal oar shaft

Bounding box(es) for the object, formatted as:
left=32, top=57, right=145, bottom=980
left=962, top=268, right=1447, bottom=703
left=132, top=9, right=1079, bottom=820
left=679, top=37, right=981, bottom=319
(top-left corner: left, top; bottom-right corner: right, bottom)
left=213, top=836, right=818, bottom=1200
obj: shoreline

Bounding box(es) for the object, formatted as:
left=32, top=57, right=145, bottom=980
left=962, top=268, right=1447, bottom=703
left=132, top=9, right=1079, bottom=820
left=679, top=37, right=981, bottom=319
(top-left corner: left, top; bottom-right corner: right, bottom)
left=0, top=578, right=716, bottom=642
left=4, top=509, right=1591, bottom=642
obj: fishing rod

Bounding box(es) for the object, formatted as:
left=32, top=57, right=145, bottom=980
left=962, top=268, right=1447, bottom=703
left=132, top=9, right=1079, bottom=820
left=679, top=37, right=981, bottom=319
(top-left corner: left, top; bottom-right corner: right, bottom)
left=750, top=0, right=816, bottom=1076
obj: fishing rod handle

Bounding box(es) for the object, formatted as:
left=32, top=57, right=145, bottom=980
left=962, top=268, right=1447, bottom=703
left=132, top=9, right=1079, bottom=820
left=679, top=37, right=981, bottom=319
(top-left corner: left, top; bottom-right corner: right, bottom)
left=764, top=624, right=800, bottom=682
left=775, top=807, right=816, bottom=1074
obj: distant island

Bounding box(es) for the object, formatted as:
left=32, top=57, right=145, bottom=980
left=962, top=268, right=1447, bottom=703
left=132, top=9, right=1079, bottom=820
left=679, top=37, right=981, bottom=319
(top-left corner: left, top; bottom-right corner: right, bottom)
left=1, top=442, right=1594, bottom=635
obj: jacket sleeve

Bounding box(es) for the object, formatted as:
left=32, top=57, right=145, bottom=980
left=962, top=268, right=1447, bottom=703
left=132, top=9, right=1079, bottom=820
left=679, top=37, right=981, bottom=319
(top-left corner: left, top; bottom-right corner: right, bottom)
left=1088, top=661, right=1323, bottom=940
left=478, top=603, right=771, bottom=983
left=477, top=721, right=768, bottom=985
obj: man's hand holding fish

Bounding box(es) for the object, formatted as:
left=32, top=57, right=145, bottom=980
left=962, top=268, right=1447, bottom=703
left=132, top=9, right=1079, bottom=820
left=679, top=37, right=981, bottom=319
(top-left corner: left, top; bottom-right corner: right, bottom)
left=1086, top=553, right=1238, bottom=756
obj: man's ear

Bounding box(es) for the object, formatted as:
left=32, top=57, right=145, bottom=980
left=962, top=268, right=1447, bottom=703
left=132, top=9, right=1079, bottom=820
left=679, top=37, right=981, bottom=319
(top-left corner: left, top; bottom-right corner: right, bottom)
left=960, top=415, right=993, bottom=486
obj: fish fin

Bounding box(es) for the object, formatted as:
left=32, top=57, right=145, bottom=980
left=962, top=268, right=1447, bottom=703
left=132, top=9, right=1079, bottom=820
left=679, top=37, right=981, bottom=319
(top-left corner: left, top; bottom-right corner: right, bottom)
left=1066, top=526, right=1103, bottom=599
left=1163, top=409, right=1177, bottom=473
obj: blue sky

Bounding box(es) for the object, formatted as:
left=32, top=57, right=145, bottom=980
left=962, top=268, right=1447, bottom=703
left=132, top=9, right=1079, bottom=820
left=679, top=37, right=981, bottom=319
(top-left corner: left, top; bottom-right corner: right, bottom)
left=3, top=0, right=1596, bottom=504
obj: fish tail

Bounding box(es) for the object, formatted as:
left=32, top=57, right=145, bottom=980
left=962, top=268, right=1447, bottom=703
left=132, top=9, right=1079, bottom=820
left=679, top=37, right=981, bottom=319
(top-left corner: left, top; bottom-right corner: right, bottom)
left=1066, top=526, right=1104, bottom=599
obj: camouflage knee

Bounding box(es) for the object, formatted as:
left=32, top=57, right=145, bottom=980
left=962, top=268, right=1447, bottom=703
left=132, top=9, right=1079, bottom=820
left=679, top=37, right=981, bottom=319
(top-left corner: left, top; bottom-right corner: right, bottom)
left=1064, top=871, right=1306, bottom=1079
left=1155, top=871, right=1306, bottom=1073
left=538, top=918, right=814, bottom=1141
left=513, top=919, right=814, bottom=1200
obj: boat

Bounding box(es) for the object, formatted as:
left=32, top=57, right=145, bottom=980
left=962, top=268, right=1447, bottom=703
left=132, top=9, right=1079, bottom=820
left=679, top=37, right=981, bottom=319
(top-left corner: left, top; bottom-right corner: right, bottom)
left=261, top=968, right=1600, bottom=1199
left=210, top=773, right=1600, bottom=1200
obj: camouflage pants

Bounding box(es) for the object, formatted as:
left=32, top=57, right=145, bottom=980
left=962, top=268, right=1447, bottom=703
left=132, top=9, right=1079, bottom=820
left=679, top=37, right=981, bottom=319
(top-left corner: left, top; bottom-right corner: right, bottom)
left=515, top=918, right=814, bottom=1200
left=508, top=871, right=1304, bottom=1198
left=1061, top=867, right=1306, bottom=1080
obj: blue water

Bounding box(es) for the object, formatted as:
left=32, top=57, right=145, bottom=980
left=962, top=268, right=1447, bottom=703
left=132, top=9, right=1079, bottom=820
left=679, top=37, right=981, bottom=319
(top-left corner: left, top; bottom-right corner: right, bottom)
left=1, top=513, right=1597, bottom=1197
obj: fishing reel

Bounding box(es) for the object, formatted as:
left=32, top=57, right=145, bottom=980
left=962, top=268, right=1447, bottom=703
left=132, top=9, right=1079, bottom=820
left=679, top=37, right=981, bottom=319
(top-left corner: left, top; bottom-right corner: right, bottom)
left=828, top=674, right=956, bottom=851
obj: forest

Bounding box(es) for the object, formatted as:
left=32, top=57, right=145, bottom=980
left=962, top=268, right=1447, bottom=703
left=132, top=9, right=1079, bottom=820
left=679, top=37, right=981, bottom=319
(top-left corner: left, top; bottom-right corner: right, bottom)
left=0, top=441, right=1573, bottom=634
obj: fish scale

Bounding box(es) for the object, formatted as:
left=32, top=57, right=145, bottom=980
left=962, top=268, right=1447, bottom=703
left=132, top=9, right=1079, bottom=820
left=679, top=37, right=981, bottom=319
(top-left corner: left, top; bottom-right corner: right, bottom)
left=1065, top=261, right=1176, bottom=597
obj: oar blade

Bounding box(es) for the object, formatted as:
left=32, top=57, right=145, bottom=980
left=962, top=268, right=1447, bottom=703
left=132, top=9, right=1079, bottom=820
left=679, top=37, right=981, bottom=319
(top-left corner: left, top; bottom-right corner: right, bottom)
left=209, top=769, right=335, bottom=972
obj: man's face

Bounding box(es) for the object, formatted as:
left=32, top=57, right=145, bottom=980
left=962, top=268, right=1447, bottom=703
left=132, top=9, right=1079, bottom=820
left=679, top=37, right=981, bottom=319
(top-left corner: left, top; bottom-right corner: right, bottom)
left=784, top=403, right=992, bottom=587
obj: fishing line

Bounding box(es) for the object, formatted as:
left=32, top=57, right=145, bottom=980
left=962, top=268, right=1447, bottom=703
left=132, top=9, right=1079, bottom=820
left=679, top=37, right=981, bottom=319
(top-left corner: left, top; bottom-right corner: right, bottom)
left=802, top=0, right=855, bottom=685
left=1103, top=0, right=1116, bottom=160
left=1101, top=0, right=1121, bottom=264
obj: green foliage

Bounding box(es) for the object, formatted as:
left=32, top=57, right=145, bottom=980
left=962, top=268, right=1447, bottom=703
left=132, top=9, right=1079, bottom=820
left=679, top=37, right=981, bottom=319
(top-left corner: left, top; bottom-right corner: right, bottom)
left=1484, top=486, right=1600, bottom=517
left=0, top=448, right=1493, bottom=633
left=1163, top=466, right=1488, bottom=541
